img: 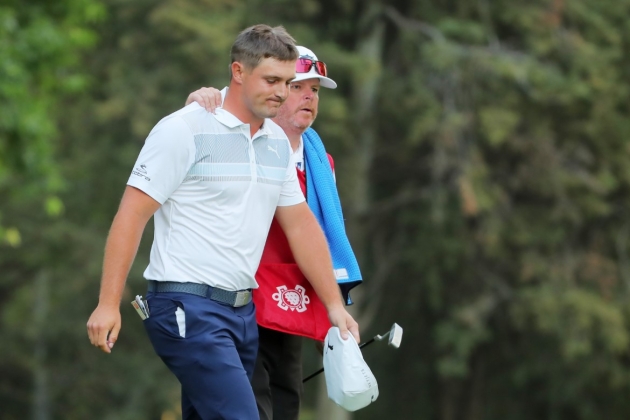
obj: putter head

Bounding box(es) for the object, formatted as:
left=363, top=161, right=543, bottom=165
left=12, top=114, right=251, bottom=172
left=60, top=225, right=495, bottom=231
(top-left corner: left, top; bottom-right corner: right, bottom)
left=388, top=323, right=403, bottom=348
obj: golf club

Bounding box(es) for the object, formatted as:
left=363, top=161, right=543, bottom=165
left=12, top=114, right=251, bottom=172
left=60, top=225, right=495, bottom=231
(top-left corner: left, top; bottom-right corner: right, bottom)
left=302, top=323, right=403, bottom=383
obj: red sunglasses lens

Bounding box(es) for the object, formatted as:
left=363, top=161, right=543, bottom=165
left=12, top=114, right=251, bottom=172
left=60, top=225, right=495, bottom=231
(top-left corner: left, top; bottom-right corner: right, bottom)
left=314, top=61, right=327, bottom=77
left=296, top=58, right=314, bottom=73
left=296, top=58, right=328, bottom=77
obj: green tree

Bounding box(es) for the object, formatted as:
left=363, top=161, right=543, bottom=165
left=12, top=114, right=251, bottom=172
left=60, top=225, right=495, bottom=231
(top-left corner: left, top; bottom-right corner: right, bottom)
left=0, top=0, right=104, bottom=244
left=0, top=1, right=105, bottom=419
left=7, top=1, right=630, bottom=419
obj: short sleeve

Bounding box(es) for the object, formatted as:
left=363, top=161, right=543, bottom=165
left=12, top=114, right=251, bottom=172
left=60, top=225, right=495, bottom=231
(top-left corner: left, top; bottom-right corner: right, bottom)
left=277, top=151, right=306, bottom=207
left=127, top=116, right=196, bottom=204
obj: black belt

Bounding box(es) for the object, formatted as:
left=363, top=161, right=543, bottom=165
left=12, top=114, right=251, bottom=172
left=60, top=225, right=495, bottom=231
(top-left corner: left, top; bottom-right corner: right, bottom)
left=147, top=281, right=252, bottom=307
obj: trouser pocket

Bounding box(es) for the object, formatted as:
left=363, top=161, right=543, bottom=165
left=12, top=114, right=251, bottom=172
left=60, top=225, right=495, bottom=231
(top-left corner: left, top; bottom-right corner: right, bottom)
left=144, top=296, right=185, bottom=341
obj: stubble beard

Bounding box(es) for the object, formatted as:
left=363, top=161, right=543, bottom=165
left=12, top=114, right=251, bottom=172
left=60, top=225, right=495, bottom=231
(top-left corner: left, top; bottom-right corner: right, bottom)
left=254, top=103, right=281, bottom=119
left=247, top=91, right=284, bottom=119
left=283, top=108, right=315, bottom=132
left=294, top=118, right=312, bottom=131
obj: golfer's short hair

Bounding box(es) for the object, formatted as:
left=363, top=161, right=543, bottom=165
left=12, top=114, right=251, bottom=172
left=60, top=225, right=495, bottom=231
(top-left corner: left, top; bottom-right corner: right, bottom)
left=230, top=24, right=298, bottom=72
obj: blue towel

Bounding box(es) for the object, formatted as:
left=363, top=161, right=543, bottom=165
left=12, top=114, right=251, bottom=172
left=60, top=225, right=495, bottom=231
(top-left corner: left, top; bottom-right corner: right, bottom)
left=303, top=128, right=362, bottom=305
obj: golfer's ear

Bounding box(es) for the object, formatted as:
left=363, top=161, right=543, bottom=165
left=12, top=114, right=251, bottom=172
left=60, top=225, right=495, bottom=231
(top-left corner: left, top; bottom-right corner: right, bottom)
left=231, top=62, right=245, bottom=84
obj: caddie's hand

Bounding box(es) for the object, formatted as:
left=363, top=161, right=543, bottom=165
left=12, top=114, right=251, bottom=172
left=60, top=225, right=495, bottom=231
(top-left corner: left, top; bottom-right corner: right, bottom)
left=327, top=305, right=360, bottom=344
left=185, top=87, right=222, bottom=113
left=87, top=304, right=121, bottom=354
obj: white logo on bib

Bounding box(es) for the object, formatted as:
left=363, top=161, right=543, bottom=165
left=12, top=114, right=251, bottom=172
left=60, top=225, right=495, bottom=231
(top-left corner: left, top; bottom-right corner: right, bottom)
left=272, top=285, right=310, bottom=312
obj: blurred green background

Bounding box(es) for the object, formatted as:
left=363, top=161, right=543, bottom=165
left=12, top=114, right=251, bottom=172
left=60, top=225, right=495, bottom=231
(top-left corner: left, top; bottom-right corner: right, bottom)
left=4, top=0, right=630, bottom=419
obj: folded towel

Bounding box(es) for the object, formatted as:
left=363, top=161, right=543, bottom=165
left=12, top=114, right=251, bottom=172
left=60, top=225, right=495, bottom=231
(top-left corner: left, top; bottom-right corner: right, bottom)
left=303, top=128, right=362, bottom=304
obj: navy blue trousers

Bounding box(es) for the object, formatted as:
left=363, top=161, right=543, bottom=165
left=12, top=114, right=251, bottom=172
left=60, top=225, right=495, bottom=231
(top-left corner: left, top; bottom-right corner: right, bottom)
left=143, top=291, right=259, bottom=420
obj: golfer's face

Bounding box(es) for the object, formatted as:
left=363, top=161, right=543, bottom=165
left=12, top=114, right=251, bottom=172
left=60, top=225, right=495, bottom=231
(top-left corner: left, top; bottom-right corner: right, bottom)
left=241, top=57, right=295, bottom=119
left=274, top=79, right=320, bottom=131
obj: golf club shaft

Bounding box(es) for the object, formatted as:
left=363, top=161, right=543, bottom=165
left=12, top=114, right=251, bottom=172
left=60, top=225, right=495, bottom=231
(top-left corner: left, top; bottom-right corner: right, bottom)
left=303, top=367, right=324, bottom=383
left=359, top=337, right=376, bottom=349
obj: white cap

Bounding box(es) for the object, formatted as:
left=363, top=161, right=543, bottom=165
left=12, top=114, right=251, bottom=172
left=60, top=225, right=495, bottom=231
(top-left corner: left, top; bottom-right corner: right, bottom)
left=323, top=327, right=379, bottom=411
left=293, top=46, right=337, bottom=89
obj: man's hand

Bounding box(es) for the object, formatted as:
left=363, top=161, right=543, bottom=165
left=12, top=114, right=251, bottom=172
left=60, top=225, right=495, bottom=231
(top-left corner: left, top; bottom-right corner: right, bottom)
left=185, top=87, right=223, bottom=113
left=328, top=304, right=360, bottom=344
left=87, top=304, right=121, bottom=353
left=85, top=186, right=159, bottom=354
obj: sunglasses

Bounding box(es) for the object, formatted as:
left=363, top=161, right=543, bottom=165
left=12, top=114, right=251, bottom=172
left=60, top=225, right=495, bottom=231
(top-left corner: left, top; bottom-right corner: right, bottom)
left=295, top=57, right=328, bottom=77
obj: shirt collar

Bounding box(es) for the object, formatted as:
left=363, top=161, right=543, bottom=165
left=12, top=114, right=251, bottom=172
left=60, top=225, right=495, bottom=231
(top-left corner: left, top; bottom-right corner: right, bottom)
left=214, top=87, right=273, bottom=137
left=214, top=108, right=244, bottom=128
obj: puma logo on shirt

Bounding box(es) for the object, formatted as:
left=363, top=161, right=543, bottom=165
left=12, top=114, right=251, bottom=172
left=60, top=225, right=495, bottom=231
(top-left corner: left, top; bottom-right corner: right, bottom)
left=267, top=145, right=280, bottom=159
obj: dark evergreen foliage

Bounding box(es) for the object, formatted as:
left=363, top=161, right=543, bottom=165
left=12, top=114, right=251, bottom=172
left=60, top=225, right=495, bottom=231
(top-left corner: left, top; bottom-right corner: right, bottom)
left=3, top=0, right=630, bottom=419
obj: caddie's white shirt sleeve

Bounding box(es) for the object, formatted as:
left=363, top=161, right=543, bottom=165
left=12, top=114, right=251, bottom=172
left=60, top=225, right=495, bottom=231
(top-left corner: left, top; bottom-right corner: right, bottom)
left=277, top=150, right=305, bottom=207
left=127, top=116, right=196, bottom=204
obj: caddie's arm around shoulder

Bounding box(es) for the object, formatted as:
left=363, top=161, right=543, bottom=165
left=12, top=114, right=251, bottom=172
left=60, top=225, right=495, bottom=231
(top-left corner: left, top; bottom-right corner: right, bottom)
left=185, top=86, right=223, bottom=113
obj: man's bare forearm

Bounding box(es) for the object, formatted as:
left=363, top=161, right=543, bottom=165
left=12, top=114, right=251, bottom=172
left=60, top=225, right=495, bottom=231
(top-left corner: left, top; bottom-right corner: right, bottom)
left=276, top=203, right=360, bottom=341
left=98, top=212, right=146, bottom=307
left=98, top=186, right=159, bottom=308
left=284, top=214, right=345, bottom=311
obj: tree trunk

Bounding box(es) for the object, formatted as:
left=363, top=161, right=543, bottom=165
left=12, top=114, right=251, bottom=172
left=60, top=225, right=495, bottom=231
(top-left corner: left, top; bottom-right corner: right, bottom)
left=343, top=1, right=387, bottom=325
left=32, top=270, right=50, bottom=420
left=316, top=1, right=386, bottom=419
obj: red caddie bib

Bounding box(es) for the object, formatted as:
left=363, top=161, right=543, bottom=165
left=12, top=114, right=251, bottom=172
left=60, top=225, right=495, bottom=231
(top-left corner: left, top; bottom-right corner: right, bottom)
left=254, top=155, right=335, bottom=341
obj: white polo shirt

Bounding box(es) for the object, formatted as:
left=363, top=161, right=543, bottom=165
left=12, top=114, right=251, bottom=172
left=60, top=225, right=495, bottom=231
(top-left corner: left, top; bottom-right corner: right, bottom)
left=127, top=102, right=305, bottom=291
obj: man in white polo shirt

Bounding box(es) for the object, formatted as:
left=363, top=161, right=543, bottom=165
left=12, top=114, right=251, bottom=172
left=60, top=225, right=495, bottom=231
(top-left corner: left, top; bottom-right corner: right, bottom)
left=186, top=45, right=364, bottom=420
left=86, top=25, right=360, bottom=420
